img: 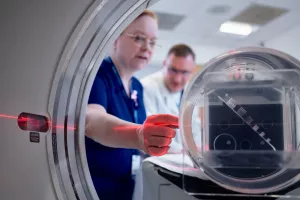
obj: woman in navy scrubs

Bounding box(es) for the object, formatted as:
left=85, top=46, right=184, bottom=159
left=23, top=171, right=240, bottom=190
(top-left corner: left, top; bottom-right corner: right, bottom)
left=85, top=10, right=178, bottom=200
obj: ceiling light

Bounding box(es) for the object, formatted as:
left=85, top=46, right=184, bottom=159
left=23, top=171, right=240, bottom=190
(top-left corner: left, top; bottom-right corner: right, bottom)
left=219, top=21, right=258, bottom=36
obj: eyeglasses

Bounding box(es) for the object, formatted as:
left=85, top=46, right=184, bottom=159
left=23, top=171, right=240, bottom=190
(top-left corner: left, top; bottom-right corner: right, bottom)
left=167, top=67, right=193, bottom=77
left=123, top=33, right=160, bottom=49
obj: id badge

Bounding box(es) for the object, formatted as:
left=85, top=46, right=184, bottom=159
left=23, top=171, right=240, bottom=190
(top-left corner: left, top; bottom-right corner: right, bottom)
left=131, top=155, right=141, bottom=175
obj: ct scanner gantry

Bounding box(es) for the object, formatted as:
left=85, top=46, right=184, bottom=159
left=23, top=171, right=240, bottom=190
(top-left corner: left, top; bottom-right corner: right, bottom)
left=0, top=0, right=158, bottom=199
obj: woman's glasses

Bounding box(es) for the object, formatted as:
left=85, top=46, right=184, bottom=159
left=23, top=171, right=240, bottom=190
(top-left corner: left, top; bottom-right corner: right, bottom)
left=123, top=33, right=160, bottom=50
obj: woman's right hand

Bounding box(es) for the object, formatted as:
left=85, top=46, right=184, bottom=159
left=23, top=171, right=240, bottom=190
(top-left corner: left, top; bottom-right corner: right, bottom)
left=136, top=114, right=178, bottom=156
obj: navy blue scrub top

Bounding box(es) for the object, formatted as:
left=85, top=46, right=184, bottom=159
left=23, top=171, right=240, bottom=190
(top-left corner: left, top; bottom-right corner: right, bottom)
left=85, top=56, right=146, bottom=200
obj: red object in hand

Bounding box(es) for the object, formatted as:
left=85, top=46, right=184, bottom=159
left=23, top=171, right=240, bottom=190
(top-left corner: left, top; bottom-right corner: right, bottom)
left=154, top=122, right=179, bottom=129
left=137, top=114, right=178, bottom=156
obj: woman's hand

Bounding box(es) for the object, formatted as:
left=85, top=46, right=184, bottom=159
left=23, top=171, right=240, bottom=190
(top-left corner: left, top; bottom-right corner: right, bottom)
left=136, top=114, right=178, bottom=156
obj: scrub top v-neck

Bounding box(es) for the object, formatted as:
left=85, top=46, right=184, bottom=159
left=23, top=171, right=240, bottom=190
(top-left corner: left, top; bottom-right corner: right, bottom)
left=85, top=56, right=146, bottom=199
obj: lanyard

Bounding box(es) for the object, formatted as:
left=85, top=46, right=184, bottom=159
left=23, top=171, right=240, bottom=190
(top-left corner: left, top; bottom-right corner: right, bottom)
left=109, top=58, right=139, bottom=123
left=177, top=90, right=184, bottom=110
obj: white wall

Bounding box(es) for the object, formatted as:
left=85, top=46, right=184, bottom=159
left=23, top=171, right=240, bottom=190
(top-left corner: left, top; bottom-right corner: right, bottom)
left=265, top=24, right=300, bottom=60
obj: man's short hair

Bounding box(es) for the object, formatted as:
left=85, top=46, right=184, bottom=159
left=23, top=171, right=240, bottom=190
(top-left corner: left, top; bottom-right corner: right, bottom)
left=167, top=44, right=196, bottom=61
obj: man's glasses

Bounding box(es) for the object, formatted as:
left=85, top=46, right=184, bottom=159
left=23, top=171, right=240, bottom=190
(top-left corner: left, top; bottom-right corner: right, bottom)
left=167, top=67, right=193, bottom=77
left=123, top=33, right=160, bottom=50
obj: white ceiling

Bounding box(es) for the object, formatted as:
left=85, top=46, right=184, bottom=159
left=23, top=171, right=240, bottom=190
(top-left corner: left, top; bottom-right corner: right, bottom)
left=147, top=0, right=300, bottom=66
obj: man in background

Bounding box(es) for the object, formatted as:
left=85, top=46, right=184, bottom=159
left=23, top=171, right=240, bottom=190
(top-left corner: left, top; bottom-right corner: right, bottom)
left=141, top=44, right=201, bottom=153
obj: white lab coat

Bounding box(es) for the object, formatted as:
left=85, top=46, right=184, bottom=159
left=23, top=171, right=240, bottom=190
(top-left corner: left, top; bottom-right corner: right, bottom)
left=132, top=71, right=202, bottom=200
left=141, top=70, right=202, bottom=153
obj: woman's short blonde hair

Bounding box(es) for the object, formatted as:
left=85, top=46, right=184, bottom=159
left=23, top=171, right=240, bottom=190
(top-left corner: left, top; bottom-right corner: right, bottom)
left=136, top=9, right=158, bottom=23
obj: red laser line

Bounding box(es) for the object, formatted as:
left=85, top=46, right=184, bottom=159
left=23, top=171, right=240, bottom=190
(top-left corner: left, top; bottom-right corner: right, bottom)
left=0, top=113, right=76, bottom=131
left=0, top=114, right=18, bottom=119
